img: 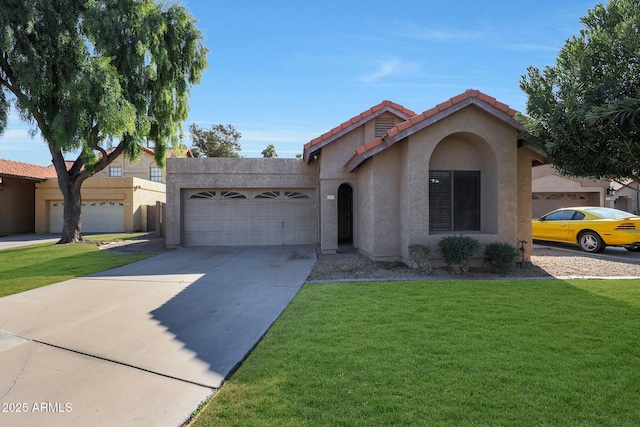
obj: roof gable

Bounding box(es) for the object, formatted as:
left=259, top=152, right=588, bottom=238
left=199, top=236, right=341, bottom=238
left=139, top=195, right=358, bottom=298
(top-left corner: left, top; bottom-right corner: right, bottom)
left=0, top=159, right=56, bottom=181
left=345, top=89, right=522, bottom=172
left=303, top=100, right=415, bottom=162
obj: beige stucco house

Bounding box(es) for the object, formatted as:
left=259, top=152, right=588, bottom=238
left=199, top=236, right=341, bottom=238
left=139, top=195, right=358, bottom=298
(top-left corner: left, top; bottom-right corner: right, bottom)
left=34, top=147, right=177, bottom=233
left=610, top=180, right=640, bottom=214
left=531, top=165, right=611, bottom=219
left=1, top=146, right=186, bottom=234
left=167, top=90, right=543, bottom=265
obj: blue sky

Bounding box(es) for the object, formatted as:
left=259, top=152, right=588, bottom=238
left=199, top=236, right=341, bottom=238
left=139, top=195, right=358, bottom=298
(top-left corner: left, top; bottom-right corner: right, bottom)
left=0, top=0, right=599, bottom=164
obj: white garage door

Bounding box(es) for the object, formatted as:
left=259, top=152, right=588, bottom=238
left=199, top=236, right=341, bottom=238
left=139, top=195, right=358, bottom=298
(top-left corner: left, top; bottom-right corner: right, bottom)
left=50, top=201, right=125, bottom=233
left=183, top=189, right=317, bottom=246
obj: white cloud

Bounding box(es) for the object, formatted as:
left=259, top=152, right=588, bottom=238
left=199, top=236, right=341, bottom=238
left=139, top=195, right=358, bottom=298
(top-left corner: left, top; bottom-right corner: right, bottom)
left=499, top=42, right=562, bottom=53
left=358, top=58, right=421, bottom=83
left=392, top=22, right=484, bottom=42
left=359, top=58, right=402, bottom=83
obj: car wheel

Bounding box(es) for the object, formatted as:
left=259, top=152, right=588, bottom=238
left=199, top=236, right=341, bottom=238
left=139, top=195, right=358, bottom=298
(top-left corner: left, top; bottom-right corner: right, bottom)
left=578, top=231, right=605, bottom=253
left=625, top=246, right=640, bottom=252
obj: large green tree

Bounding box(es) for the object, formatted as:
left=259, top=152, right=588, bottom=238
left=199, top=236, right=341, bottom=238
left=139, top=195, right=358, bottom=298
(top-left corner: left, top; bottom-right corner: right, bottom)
left=0, top=0, right=208, bottom=243
left=520, top=0, right=640, bottom=186
left=189, top=123, right=242, bottom=158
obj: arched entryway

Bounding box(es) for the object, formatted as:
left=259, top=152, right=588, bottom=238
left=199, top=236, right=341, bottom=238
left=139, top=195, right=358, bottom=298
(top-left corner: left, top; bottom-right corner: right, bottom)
left=337, top=183, right=353, bottom=244
left=428, top=132, right=498, bottom=233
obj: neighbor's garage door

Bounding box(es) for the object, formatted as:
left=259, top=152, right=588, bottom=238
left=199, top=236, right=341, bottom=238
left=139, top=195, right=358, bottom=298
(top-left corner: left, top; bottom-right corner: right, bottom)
left=50, top=200, right=125, bottom=233
left=532, top=193, right=592, bottom=218
left=183, top=189, right=317, bottom=246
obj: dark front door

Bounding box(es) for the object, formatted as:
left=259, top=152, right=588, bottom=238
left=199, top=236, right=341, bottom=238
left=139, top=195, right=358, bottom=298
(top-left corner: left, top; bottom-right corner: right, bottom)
left=338, top=184, right=353, bottom=243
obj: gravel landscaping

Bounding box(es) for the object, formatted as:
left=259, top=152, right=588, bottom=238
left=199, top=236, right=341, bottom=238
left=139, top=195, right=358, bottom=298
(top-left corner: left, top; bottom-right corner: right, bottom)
left=97, top=234, right=173, bottom=254
left=101, top=236, right=640, bottom=281
left=308, top=246, right=640, bottom=281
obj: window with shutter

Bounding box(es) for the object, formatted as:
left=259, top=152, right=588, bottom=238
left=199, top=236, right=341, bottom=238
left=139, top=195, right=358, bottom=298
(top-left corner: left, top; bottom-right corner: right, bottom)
left=429, top=170, right=481, bottom=232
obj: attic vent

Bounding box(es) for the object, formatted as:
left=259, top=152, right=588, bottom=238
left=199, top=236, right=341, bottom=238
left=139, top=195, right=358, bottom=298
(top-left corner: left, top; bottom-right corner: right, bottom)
left=375, top=118, right=395, bottom=137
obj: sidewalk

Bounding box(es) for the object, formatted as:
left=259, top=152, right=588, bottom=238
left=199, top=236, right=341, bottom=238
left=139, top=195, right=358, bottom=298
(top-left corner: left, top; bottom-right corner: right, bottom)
left=0, top=234, right=59, bottom=250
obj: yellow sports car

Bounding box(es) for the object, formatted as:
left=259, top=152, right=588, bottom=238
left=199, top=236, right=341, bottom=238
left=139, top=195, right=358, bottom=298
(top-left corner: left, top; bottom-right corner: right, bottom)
left=532, top=207, right=640, bottom=253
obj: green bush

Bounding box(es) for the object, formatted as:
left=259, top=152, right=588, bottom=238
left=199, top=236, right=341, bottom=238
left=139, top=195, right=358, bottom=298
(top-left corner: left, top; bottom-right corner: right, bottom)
left=438, top=235, right=480, bottom=274
left=408, top=244, right=431, bottom=273
left=484, top=242, right=519, bottom=274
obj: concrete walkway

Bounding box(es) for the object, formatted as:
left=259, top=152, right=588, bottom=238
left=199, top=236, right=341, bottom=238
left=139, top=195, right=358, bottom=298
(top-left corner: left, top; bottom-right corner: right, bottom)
left=0, top=246, right=316, bottom=426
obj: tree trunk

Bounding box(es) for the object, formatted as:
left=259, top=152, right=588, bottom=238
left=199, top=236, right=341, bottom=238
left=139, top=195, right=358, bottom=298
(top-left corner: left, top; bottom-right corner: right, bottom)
left=57, top=180, right=83, bottom=244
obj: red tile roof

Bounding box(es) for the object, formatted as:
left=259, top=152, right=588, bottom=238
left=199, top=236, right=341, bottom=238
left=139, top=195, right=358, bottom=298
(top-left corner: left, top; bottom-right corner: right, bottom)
left=0, top=159, right=56, bottom=181
left=0, top=144, right=188, bottom=182
left=345, top=89, right=522, bottom=171
left=303, top=100, right=415, bottom=162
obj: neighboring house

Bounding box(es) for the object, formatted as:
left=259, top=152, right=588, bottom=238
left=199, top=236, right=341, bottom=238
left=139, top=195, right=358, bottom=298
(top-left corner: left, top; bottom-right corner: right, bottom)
left=34, top=147, right=188, bottom=233
left=531, top=165, right=611, bottom=218
left=167, top=89, right=544, bottom=265
left=90, top=146, right=174, bottom=183
left=0, top=159, right=56, bottom=234
left=610, top=180, right=640, bottom=214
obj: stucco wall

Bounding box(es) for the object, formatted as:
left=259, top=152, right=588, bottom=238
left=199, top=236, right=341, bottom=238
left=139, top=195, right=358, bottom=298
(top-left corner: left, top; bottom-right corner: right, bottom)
left=164, top=102, right=532, bottom=264
left=533, top=174, right=607, bottom=194
left=613, top=183, right=640, bottom=214
left=35, top=177, right=165, bottom=233
left=165, top=158, right=319, bottom=246
left=92, top=150, right=166, bottom=183
left=396, top=106, right=519, bottom=265
left=317, top=104, right=525, bottom=265
left=0, top=178, right=36, bottom=234
left=368, top=147, right=402, bottom=258
left=517, top=148, right=534, bottom=261
left=356, top=163, right=374, bottom=255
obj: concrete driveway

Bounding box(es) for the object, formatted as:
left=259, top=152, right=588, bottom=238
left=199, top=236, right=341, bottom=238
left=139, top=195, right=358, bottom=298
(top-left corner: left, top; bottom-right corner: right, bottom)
left=0, top=246, right=316, bottom=427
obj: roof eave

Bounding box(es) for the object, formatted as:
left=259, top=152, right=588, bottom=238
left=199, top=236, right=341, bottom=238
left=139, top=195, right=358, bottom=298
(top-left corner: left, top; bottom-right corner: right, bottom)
left=0, top=173, right=48, bottom=182
left=345, top=97, right=524, bottom=172
left=303, top=105, right=414, bottom=164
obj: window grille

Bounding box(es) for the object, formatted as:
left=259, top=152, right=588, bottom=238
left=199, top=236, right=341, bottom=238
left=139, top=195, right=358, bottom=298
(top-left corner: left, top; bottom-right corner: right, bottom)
left=150, top=167, right=162, bottom=182
left=109, top=166, right=122, bottom=177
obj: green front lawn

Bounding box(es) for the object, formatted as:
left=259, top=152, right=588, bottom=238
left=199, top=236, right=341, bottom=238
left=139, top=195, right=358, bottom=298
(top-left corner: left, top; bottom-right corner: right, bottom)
left=0, top=236, right=153, bottom=298
left=194, top=279, right=640, bottom=426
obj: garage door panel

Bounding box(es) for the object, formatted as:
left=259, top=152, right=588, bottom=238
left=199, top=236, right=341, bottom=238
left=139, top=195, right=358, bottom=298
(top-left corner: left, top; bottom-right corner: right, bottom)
left=50, top=201, right=124, bottom=233
left=185, top=233, right=203, bottom=245
left=215, top=204, right=235, bottom=215
left=299, top=218, right=314, bottom=228
left=298, top=204, right=314, bottom=215
left=183, top=188, right=316, bottom=246
left=282, top=205, right=300, bottom=216
left=234, top=204, right=251, bottom=215
left=251, top=204, right=283, bottom=215
left=283, top=233, right=298, bottom=245
left=235, top=218, right=251, bottom=230
left=265, top=219, right=283, bottom=229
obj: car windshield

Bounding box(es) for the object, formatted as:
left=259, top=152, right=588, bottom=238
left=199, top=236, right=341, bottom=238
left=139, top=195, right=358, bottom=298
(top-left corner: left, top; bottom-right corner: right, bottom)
left=585, top=207, right=634, bottom=219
